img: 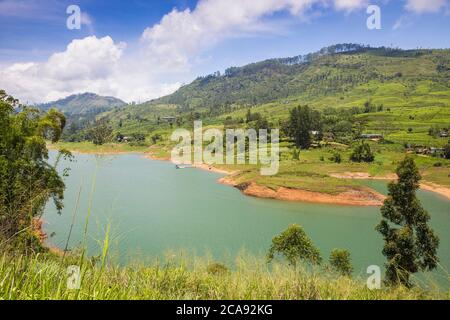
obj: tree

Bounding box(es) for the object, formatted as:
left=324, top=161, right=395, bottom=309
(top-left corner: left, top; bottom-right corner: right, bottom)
left=87, top=121, right=113, bottom=145
left=0, top=91, right=69, bottom=250
left=350, top=142, right=374, bottom=162
left=267, top=224, right=322, bottom=267
left=329, top=152, right=342, bottom=163
left=443, top=143, right=450, bottom=159
left=287, top=105, right=321, bottom=149
left=376, top=157, right=439, bottom=287
left=329, top=249, right=353, bottom=276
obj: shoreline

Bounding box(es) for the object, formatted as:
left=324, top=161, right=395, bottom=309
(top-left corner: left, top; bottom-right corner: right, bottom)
left=219, top=177, right=386, bottom=207
left=49, top=145, right=450, bottom=204
left=33, top=218, right=64, bottom=256
left=329, top=172, right=450, bottom=201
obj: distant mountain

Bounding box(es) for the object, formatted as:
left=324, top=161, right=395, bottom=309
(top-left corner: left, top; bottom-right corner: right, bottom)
left=38, top=92, right=126, bottom=118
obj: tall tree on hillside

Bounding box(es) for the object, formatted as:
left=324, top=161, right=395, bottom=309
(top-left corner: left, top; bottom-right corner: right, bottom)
left=288, top=105, right=321, bottom=149
left=376, top=157, right=439, bottom=287
left=0, top=90, right=70, bottom=251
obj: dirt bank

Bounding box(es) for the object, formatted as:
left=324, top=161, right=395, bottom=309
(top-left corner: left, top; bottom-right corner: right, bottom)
left=329, top=172, right=398, bottom=180
left=33, top=218, right=64, bottom=256
left=420, top=182, right=450, bottom=200
left=329, top=172, right=450, bottom=201
left=219, top=178, right=386, bottom=206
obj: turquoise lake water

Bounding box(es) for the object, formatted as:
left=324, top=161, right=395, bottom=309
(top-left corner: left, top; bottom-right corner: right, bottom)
left=43, top=152, right=449, bottom=287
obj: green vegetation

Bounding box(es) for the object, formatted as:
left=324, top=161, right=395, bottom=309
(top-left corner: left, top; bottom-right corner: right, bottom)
left=1, top=44, right=449, bottom=300
left=329, top=249, right=353, bottom=277
left=62, top=45, right=450, bottom=192
left=350, top=142, right=375, bottom=162
left=87, top=120, right=113, bottom=145
left=267, top=224, right=322, bottom=266
left=377, top=157, right=440, bottom=287
left=286, top=105, right=321, bottom=149
left=1, top=251, right=447, bottom=300
left=0, top=91, right=70, bottom=251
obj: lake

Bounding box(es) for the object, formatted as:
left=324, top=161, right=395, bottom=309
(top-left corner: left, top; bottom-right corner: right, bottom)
left=43, top=152, right=450, bottom=286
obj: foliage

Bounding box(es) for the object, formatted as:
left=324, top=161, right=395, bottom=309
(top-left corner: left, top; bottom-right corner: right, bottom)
left=0, top=91, right=69, bottom=250
left=267, top=224, right=322, bottom=267
left=444, top=143, right=450, bottom=159
left=376, top=157, right=440, bottom=287
left=286, top=105, right=321, bottom=149
left=329, top=249, right=353, bottom=277
left=291, top=148, right=300, bottom=160
left=87, top=121, right=113, bottom=145
left=206, top=262, right=229, bottom=276
left=350, top=142, right=375, bottom=163
left=0, top=251, right=445, bottom=300
left=329, top=152, right=342, bottom=163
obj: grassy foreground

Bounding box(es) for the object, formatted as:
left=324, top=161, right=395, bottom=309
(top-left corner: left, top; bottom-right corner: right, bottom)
left=0, top=251, right=447, bottom=300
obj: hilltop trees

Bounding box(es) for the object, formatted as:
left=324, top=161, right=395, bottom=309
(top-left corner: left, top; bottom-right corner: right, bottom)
left=287, top=106, right=321, bottom=149
left=0, top=90, right=69, bottom=250
left=376, top=157, right=439, bottom=287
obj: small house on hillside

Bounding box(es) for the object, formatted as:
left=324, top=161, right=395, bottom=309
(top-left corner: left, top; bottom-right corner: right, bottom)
left=361, top=133, right=384, bottom=140
left=439, top=131, right=449, bottom=138
left=162, top=116, right=176, bottom=124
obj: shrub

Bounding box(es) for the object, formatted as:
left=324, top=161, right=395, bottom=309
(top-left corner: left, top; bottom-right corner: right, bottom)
left=350, top=142, right=374, bottom=163
left=267, top=224, right=322, bottom=267
left=206, top=263, right=229, bottom=276
left=329, top=249, right=353, bottom=277
left=444, top=143, right=450, bottom=159
left=329, top=152, right=342, bottom=163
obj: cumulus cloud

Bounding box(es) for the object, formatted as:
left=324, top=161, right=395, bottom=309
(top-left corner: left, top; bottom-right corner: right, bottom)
left=1, top=0, right=445, bottom=104
left=141, top=0, right=368, bottom=70
left=0, top=36, right=183, bottom=103
left=405, top=0, right=448, bottom=13
left=1, top=37, right=123, bottom=102
left=5, top=0, right=368, bottom=103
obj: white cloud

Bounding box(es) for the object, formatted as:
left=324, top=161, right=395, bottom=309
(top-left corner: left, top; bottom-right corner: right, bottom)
left=405, top=0, right=448, bottom=13
left=141, top=0, right=368, bottom=71
left=334, top=0, right=368, bottom=11
left=2, top=0, right=445, bottom=104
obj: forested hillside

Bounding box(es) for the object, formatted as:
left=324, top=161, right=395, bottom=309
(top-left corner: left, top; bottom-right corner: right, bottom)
left=149, top=44, right=450, bottom=112
left=38, top=92, right=126, bottom=118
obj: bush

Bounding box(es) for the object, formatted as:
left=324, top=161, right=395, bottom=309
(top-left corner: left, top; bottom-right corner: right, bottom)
left=350, top=143, right=374, bottom=163
left=291, top=148, right=300, bottom=160
left=0, top=91, right=69, bottom=250
left=444, top=144, right=450, bottom=160
left=206, top=263, right=229, bottom=276
left=329, top=152, right=342, bottom=163
left=329, top=249, right=353, bottom=277
left=267, top=224, right=322, bottom=267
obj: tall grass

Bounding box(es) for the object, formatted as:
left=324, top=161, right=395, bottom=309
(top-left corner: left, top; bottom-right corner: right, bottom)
left=0, top=249, right=448, bottom=300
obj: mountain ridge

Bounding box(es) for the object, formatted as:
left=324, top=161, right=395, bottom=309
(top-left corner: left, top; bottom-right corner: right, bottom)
left=38, top=92, right=126, bottom=117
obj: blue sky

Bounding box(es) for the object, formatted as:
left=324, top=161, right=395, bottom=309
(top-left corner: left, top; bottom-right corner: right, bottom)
left=0, top=0, right=449, bottom=103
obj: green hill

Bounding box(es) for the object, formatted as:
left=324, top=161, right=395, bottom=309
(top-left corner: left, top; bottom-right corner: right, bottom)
left=98, top=45, right=450, bottom=148
left=150, top=44, right=450, bottom=111
left=38, top=92, right=126, bottom=119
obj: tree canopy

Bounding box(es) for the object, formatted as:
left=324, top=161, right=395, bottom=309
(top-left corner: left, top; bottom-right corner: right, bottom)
left=376, top=157, right=439, bottom=287
left=0, top=90, right=69, bottom=251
